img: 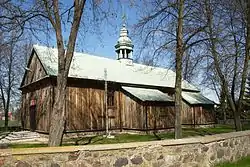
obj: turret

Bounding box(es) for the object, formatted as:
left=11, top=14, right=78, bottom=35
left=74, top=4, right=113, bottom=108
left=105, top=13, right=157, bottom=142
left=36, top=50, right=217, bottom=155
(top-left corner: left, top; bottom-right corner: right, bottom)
left=115, top=24, right=134, bottom=65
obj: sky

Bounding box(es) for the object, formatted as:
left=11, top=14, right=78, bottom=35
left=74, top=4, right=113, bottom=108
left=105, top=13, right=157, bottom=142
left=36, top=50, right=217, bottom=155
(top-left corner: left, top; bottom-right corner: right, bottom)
left=33, top=0, right=219, bottom=103
left=36, top=0, right=140, bottom=59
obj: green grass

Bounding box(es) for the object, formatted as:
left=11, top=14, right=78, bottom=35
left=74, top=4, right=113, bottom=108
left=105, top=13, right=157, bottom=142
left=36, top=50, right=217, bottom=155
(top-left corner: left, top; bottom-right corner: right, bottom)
left=215, top=156, right=250, bottom=167
left=9, top=143, right=48, bottom=148
left=6, top=124, right=250, bottom=148
left=0, top=120, right=21, bottom=128
left=65, top=125, right=237, bottom=146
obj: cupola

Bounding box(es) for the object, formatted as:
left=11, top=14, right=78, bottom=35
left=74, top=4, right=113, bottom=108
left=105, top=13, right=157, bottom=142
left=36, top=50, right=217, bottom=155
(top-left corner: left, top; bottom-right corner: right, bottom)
left=115, top=24, right=134, bottom=65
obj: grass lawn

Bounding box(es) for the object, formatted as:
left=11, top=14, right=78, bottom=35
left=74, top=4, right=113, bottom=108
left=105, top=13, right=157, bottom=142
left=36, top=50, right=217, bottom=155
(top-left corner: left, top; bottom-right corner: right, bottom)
left=0, top=120, right=21, bottom=128
left=64, top=124, right=237, bottom=145
left=0, top=120, right=21, bottom=133
left=7, top=124, right=244, bottom=148
left=216, top=156, right=250, bottom=167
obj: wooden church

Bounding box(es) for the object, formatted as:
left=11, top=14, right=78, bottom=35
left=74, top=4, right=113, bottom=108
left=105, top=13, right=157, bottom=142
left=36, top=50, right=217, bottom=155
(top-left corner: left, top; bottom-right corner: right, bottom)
left=20, top=25, right=215, bottom=133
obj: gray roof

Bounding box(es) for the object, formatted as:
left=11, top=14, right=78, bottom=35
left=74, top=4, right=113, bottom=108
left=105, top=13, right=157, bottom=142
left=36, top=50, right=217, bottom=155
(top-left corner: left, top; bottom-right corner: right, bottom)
left=33, top=45, right=199, bottom=91
left=182, top=92, right=215, bottom=105
left=122, top=86, right=173, bottom=102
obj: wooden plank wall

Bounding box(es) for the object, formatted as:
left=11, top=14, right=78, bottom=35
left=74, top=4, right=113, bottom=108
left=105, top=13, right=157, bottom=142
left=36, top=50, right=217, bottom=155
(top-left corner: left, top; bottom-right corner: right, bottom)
left=147, top=106, right=175, bottom=129
left=118, top=92, right=144, bottom=129
left=66, top=87, right=91, bottom=131
left=182, top=101, right=215, bottom=125
left=23, top=53, right=47, bottom=86
left=182, top=101, right=195, bottom=125
left=194, top=106, right=215, bottom=124
left=21, top=86, right=52, bottom=132
left=118, top=92, right=175, bottom=130
left=21, top=85, right=215, bottom=132
left=66, top=87, right=122, bottom=131
left=21, top=52, right=51, bottom=132
left=64, top=87, right=215, bottom=132
left=20, top=53, right=215, bottom=132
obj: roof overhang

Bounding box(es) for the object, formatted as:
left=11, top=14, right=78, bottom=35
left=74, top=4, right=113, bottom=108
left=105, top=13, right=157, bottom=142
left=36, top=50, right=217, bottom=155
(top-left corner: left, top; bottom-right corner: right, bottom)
left=122, top=86, right=174, bottom=102
left=182, top=92, right=215, bottom=105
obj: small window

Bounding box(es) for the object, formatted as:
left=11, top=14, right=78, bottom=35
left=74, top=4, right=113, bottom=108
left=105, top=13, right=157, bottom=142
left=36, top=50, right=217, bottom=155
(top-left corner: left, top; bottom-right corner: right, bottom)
left=107, top=90, right=115, bottom=107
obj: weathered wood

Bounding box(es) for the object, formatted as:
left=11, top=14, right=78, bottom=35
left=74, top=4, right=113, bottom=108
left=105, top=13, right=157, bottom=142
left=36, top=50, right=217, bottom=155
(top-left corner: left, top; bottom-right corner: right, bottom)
left=22, top=53, right=47, bottom=86
left=21, top=86, right=51, bottom=132
left=20, top=54, right=215, bottom=133
left=21, top=76, right=215, bottom=133
left=182, top=101, right=215, bottom=125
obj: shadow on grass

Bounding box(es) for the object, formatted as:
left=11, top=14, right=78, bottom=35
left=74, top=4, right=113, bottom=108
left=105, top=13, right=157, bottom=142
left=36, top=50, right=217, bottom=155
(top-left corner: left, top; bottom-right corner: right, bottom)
left=5, top=124, right=250, bottom=149
left=153, top=132, right=162, bottom=140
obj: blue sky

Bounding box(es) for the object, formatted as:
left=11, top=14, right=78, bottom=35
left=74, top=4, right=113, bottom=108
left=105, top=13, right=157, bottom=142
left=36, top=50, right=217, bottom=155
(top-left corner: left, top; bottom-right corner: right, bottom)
left=36, top=0, right=140, bottom=60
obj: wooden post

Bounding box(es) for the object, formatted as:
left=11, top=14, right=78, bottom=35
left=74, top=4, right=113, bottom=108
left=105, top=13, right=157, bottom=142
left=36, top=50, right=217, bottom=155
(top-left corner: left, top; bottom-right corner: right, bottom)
left=194, top=107, right=196, bottom=128
left=119, top=93, right=122, bottom=132
left=104, top=68, right=108, bottom=136
left=145, top=105, right=148, bottom=134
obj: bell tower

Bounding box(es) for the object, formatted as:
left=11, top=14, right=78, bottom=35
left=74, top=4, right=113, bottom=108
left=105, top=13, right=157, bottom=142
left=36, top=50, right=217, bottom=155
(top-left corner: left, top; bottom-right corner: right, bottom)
left=115, top=24, right=134, bottom=64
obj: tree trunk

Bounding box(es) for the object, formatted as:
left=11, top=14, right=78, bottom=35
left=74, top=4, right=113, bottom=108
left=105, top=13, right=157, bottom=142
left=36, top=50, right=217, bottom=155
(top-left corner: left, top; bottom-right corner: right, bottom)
left=220, top=87, right=227, bottom=124
left=233, top=110, right=242, bottom=131
left=238, top=0, right=250, bottom=118
left=0, top=80, right=9, bottom=132
left=4, top=42, right=13, bottom=131
left=175, top=0, right=184, bottom=139
left=4, top=105, right=9, bottom=131
left=48, top=72, right=67, bottom=146
left=204, top=0, right=242, bottom=131
left=244, top=1, right=250, bottom=110
left=48, top=0, right=85, bottom=146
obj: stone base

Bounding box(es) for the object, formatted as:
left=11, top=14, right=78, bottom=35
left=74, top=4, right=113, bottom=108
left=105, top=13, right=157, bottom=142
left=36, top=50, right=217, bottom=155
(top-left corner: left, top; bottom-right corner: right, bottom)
left=1, top=130, right=250, bottom=167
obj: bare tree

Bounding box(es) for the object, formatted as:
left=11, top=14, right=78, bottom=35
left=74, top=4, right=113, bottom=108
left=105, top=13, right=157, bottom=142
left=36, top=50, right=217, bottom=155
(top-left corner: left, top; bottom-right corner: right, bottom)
left=0, top=40, right=13, bottom=131
left=0, top=34, right=28, bottom=131
left=203, top=0, right=249, bottom=131
left=134, top=0, right=210, bottom=138
left=243, top=0, right=250, bottom=112
left=174, top=0, right=184, bottom=139
left=1, top=0, right=120, bottom=146
left=38, top=0, right=86, bottom=146
left=0, top=0, right=86, bottom=145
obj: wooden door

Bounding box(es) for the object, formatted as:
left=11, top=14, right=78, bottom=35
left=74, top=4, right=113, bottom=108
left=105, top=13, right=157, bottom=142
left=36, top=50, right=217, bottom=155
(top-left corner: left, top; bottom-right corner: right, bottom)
left=108, top=108, right=115, bottom=129
left=29, top=105, right=36, bottom=131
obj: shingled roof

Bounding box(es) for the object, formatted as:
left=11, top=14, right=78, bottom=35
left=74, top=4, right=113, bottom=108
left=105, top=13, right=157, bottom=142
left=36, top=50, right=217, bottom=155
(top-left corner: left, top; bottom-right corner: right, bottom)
left=32, top=45, right=199, bottom=91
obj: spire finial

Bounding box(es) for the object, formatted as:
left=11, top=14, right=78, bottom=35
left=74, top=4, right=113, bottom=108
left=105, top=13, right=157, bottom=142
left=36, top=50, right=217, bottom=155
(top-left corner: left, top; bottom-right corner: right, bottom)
left=122, top=4, right=127, bottom=26
left=114, top=4, right=133, bottom=64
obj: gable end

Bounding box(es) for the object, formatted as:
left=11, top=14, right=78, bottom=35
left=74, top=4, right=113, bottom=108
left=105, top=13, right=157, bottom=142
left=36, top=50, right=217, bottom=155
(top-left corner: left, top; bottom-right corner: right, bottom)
left=20, top=49, right=48, bottom=87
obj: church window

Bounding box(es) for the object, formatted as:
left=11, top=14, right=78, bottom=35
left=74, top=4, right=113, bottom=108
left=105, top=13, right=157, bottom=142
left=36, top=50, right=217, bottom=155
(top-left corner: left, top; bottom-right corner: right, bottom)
left=107, top=90, right=115, bottom=107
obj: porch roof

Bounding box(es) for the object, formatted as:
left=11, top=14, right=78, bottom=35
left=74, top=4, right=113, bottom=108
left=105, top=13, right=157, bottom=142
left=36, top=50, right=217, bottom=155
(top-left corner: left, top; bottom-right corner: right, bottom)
left=182, top=92, right=215, bottom=105
left=122, top=86, right=174, bottom=102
